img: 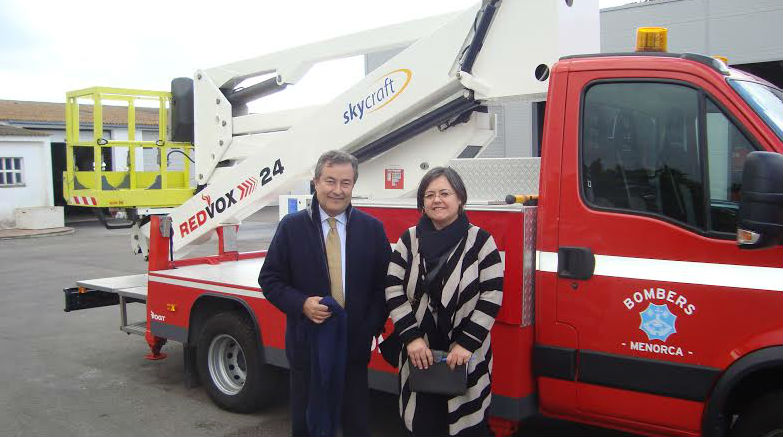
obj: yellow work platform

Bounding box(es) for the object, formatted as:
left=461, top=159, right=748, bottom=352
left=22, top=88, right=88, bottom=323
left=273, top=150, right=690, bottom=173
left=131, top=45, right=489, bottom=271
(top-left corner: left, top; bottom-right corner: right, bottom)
left=64, top=87, right=194, bottom=208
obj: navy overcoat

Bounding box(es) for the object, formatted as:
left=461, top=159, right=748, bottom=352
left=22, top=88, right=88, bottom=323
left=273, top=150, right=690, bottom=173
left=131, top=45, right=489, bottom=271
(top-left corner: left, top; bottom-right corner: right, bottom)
left=258, top=199, right=391, bottom=366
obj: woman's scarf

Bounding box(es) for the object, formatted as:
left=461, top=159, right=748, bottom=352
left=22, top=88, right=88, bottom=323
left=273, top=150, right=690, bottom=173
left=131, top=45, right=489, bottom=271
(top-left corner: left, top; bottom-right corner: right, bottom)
left=416, top=213, right=470, bottom=268
left=415, top=213, right=470, bottom=349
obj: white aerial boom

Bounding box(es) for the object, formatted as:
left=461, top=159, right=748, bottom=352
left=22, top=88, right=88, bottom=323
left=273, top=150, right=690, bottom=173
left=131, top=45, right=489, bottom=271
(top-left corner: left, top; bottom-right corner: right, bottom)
left=168, top=0, right=599, bottom=251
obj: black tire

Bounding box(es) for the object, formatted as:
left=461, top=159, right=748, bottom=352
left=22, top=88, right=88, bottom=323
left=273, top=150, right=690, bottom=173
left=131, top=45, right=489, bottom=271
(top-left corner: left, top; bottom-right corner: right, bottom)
left=731, top=391, right=783, bottom=437
left=196, top=311, right=277, bottom=413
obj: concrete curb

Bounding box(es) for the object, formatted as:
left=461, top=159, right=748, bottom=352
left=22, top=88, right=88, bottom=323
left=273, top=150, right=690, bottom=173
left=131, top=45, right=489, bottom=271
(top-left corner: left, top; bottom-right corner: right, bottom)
left=0, top=227, right=75, bottom=240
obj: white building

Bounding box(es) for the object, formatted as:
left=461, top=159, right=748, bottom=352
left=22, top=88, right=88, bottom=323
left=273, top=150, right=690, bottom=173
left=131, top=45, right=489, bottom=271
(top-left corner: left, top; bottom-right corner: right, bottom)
left=0, top=125, right=54, bottom=228
left=0, top=100, right=189, bottom=222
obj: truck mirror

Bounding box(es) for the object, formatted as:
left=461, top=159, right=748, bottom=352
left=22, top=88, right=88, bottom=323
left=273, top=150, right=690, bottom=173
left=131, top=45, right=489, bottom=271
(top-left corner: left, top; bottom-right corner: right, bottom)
left=737, top=151, right=783, bottom=249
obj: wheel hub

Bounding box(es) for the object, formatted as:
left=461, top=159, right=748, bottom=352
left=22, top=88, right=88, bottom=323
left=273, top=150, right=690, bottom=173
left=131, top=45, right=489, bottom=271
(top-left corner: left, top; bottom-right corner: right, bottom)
left=207, top=334, right=247, bottom=395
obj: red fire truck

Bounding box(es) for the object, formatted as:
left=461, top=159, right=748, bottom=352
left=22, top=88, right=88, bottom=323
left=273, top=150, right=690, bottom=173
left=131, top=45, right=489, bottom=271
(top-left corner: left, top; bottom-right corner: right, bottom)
left=64, top=2, right=782, bottom=436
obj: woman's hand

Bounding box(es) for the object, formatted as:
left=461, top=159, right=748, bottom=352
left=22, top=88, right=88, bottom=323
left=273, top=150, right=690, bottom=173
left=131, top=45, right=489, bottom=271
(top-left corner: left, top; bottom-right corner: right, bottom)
left=406, top=338, right=433, bottom=369
left=446, top=344, right=472, bottom=370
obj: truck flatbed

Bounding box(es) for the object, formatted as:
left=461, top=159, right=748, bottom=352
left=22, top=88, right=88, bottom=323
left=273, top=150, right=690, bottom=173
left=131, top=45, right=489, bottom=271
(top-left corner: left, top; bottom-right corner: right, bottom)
left=77, top=274, right=149, bottom=300
left=72, top=259, right=266, bottom=337
left=148, top=258, right=264, bottom=294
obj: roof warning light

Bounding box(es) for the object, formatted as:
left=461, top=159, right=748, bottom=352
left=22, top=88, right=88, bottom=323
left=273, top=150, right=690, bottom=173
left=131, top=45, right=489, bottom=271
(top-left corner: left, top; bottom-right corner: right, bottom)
left=636, top=27, right=668, bottom=52
left=713, top=55, right=729, bottom=65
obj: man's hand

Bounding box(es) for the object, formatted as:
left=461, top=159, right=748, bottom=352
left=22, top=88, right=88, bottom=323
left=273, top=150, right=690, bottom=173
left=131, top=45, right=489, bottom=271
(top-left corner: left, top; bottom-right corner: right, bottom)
left=303, top=296, right=331, bottom=323
left=446, top=344, right=471, bottom=370
left=406, top=338, right=433, bottom=370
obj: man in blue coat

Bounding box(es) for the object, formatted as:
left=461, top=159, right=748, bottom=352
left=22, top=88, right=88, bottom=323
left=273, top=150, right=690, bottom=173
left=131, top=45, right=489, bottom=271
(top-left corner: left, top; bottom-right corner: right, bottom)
left=259, top=150, right=391, bottom=436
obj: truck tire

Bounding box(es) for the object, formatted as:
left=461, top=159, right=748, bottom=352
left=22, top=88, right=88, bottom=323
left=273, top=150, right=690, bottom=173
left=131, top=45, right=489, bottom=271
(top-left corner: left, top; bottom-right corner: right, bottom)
left=731, top=391, right=783, bottom=437
left=196, top=311, right=275, bottom=413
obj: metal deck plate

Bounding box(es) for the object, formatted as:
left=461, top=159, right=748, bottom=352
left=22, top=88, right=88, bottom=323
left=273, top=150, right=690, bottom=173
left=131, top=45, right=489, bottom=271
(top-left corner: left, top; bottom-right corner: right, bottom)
left=151, top=258, right=263, bottom=291
left=117, top=286, right=148, bottom=300
left=449, top=157, right=540, bottom=201
left=76, top=274, right=148, bottom=299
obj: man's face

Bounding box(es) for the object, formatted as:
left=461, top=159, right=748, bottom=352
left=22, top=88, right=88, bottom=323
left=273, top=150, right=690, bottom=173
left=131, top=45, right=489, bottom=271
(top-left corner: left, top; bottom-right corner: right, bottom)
left=313, top=162, right=355, bottom=217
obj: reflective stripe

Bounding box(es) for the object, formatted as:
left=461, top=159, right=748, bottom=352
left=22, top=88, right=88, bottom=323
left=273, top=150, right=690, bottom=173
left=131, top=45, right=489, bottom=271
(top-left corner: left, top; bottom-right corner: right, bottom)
left=536, top=250, right=782, bottom=292
left=537, top=251, right=558, bottom=273
left=148, top=275, right=266, bottom=299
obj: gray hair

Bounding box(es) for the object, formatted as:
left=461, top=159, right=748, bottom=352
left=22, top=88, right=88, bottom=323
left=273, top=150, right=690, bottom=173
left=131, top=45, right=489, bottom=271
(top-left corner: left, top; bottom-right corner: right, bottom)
left=314, top=150, right=359, bottom=182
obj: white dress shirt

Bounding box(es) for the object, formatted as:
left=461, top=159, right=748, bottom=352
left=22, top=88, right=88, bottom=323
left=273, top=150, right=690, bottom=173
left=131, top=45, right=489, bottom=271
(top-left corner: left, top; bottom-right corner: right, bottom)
left=319, top=205, right=347, bottom=296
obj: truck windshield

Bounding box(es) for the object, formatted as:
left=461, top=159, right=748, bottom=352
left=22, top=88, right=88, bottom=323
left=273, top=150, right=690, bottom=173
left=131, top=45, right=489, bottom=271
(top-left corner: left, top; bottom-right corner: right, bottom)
left=729, top=79, right=783, bottom=142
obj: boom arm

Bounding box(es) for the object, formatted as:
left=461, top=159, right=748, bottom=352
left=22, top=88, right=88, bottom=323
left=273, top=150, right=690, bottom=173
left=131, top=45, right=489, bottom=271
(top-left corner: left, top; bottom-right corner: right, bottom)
left=193, top=11, right=463, bottom=184
left=169, top=0, right=599, bottom=251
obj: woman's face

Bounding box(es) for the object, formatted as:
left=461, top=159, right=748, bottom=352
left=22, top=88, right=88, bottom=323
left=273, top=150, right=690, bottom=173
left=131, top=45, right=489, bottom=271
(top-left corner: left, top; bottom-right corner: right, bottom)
left=423, top=175, right=462, bottom=230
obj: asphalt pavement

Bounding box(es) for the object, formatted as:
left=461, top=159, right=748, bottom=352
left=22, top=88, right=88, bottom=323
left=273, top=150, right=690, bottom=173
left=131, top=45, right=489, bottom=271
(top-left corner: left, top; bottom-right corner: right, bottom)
left=0, top=208, right=636, bottom=436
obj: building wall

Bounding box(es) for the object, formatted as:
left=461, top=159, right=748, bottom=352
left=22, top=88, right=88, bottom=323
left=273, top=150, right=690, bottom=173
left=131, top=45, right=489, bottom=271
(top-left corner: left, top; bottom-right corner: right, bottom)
left=480, top=101, right=537, bottom=158
left=140, top=128, right=187, bottom=172
left=601, top=0, right=783, bottom=65
left=0, top=136, right=54, bottom=227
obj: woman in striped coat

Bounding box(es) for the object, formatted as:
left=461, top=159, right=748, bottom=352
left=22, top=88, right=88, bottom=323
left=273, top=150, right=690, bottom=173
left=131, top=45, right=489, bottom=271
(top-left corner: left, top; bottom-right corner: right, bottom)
left=385, top=167, right=503, bottom=436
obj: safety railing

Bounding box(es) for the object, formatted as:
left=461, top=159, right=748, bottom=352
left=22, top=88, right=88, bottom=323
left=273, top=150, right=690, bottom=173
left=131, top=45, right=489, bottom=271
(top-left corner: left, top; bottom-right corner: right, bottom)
left=64, top=87, right=194, bottom=208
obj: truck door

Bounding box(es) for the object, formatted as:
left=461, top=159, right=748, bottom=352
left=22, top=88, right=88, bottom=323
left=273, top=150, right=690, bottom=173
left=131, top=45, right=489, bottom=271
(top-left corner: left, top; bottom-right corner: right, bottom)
left=554, top=70, right=782, bottom=432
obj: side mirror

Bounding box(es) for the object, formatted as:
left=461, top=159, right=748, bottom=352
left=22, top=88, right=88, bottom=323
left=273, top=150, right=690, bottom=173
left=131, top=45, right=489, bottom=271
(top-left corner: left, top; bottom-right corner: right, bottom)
left=737, top=151, right=783, bottom=249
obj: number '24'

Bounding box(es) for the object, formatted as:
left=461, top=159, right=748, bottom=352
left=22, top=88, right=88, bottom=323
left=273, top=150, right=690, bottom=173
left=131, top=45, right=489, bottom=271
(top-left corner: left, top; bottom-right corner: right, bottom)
left=259, top=159, right=285, bottom=185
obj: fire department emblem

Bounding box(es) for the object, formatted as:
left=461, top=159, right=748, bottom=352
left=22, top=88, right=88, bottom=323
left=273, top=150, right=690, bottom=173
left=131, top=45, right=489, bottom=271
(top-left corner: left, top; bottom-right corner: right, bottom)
left=639, top=303, right=677, bottom=342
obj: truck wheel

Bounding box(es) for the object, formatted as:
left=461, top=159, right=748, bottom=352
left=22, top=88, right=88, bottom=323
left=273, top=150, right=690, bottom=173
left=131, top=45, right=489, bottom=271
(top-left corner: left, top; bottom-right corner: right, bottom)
left=731, top=391, right=783, bottom=437
left=196, top=312, right=275, bottom=413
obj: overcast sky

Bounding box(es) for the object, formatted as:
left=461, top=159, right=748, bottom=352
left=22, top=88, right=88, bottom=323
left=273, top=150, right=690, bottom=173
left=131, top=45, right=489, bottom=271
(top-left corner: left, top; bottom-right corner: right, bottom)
left=0, top=0, right=636, bottom=111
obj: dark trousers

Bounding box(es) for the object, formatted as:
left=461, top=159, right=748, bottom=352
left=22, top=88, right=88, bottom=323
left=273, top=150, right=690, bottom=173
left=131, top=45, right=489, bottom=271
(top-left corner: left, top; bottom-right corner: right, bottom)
left=291, top=361, right=370, bottom=437
left=410, top=392, right=449, bottom=437
left=409, top=393, right=491, bottom=437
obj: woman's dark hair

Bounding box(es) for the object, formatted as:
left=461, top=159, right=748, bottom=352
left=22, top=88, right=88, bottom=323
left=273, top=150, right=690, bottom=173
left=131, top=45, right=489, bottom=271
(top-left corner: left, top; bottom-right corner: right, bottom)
left=416, top=166, right=468, bottom=213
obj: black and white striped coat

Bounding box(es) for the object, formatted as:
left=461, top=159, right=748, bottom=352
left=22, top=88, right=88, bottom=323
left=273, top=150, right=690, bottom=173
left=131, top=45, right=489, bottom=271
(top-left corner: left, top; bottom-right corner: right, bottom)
left=385, top=225, right=503, bottom=435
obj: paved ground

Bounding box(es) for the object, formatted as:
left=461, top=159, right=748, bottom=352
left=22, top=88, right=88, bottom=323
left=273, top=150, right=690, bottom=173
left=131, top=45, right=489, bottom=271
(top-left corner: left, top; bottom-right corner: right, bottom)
left=0, top=208, right=635, bottom=437
left=0, top=227, right=74, bottom=239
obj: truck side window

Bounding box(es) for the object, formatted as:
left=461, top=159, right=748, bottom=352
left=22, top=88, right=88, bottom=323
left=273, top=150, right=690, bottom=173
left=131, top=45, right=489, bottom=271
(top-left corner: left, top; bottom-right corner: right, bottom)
left=582, top=82, right=705, bottom=229
left=705, top=99, right=756, bottom=233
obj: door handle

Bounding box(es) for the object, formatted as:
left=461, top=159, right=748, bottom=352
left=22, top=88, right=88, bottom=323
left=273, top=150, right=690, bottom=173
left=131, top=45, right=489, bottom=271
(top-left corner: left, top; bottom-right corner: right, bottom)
left=557, top=247, right=595, bottom=280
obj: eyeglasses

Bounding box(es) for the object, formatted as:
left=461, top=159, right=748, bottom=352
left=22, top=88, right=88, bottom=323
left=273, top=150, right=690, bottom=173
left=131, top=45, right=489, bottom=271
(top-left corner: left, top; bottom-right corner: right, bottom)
left=423, top=190, right=454, bottom=201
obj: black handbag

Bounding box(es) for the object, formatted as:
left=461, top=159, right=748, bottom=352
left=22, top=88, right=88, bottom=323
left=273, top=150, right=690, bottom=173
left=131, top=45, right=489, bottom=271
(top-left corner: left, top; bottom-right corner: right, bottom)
left=408, top=350, right=467, bottom=396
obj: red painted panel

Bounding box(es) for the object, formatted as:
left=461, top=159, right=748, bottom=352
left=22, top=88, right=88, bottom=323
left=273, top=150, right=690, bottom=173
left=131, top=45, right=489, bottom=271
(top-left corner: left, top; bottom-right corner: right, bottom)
left=576, top=383, right=703, bottom=436
left=251, top=299, right=287, bottom=349
left=557, top=276, right=783, bottom=369
left=359, top=206, right=527, bottom=325
left=536, top=61, right=569, bottom=254
left=537, top=377, right=579, bottom=416
left=147, top=215, right=172, bottom=271
left=539, top=381, right=702, bottom=437
left=146, top=281, right=195, bottom=330
left=490, top=324, right=535, bottom=399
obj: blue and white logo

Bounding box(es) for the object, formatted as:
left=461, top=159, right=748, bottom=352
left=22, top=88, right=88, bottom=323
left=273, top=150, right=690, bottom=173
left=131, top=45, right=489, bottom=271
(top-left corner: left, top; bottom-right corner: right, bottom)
left=639, top=303, right=677, bottom=342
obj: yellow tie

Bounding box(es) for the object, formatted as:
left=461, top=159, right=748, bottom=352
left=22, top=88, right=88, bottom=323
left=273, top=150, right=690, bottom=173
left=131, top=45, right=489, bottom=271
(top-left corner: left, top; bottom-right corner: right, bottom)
left=326, top=217, right=345, bottom=307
